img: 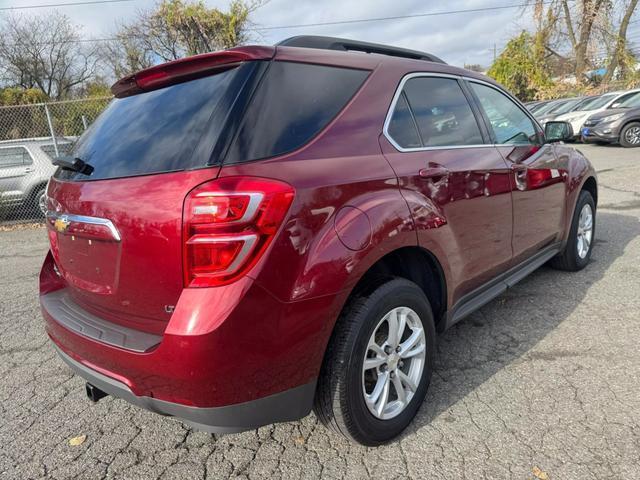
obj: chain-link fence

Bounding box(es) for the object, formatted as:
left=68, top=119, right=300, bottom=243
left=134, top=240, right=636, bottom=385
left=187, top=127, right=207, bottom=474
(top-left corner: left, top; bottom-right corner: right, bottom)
left=0, top=97, right=111, bottom=225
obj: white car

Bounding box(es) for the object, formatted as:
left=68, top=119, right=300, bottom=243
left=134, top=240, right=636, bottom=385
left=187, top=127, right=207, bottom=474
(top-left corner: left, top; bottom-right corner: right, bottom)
left=555, top=89, right=640, bottom=138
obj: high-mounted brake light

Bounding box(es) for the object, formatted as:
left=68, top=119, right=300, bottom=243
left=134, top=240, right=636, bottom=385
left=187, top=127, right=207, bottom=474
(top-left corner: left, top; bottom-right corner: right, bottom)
left=183, top=177, right=295, bottom=288
left=111, top=46, right=275, bottom=98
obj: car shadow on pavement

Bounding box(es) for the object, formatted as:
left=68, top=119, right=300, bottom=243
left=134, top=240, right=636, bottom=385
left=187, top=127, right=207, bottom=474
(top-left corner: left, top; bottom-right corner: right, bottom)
left=405, top=210, right=640, bottom=437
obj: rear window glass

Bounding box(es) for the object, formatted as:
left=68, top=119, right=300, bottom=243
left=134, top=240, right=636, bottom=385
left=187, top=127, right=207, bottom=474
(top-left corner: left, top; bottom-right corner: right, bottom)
left=57, top=67, right=240, bottom=181
left=225, top=62, right=369, bottom=163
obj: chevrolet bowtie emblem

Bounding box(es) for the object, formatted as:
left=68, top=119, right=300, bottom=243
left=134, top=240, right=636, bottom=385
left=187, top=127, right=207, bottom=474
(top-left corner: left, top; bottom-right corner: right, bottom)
left=54, top=216, right=70, bottom=233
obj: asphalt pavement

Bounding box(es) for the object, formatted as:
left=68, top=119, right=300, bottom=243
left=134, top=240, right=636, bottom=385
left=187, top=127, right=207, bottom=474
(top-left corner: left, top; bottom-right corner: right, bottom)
left=1, top=144, right=639, bottom=479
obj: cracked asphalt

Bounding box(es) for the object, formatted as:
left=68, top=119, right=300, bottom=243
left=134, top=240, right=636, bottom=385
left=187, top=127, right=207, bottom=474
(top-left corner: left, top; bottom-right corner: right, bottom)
left=1, top=145, right=639, bottom=480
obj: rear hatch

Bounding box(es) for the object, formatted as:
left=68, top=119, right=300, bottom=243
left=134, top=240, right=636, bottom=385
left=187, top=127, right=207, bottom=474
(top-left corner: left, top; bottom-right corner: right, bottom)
left=45, top=51, right=271, bottom=335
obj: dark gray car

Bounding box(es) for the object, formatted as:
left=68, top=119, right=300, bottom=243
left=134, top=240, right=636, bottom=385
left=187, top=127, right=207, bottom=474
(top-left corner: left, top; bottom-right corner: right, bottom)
left=582, top=93, right=640, bottom=147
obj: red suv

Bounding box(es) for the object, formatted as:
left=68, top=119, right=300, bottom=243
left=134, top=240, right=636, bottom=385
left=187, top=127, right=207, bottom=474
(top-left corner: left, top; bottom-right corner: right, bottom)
left=40, top=36, right=597, bottom=445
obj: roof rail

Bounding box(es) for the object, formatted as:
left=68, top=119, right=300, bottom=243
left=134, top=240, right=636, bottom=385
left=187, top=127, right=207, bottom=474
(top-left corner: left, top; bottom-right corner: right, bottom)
left=277, top=36, right=446, bottom=64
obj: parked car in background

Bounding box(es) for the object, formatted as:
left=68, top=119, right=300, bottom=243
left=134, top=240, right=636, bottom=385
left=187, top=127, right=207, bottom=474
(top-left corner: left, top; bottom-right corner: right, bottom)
left=527, top=99, right=555, bottom=114
left=529, top=99, right=563, bottom=117
left=582, top=93, right=640, bottom=147
left=534, top=97, right=584, bottom=126
left=0, top=137, right=73, bottom=216
left=39, top=36, right=598, bottom=446
left=555, top=89, right=640, bottom=139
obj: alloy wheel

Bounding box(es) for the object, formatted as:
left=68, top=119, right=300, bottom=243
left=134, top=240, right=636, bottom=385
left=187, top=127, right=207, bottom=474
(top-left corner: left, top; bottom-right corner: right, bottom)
left=577, top=203, right=593, bottom=259
left=362, top=306, right=426, bottom=420
left=624, top=126, right=640, bottom=145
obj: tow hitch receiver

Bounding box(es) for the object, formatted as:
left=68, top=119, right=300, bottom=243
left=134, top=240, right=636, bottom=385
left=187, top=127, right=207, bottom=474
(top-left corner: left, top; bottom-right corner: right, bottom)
left=85, top=382, right=108, bottom=403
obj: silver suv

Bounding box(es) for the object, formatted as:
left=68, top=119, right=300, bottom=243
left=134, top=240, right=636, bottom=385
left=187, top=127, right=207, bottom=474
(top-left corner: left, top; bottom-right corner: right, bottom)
left=0, top=137, right=73, bottom=217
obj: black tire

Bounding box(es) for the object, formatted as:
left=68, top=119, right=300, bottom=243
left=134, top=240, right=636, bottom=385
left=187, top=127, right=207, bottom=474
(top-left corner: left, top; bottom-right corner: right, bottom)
left=314, top=278, right=436, bottom=446
left=31, top=186, right=47, bottom=216
left=549, top=190, right=596, bottom=271
left=619, top=122, right=640, bottom=148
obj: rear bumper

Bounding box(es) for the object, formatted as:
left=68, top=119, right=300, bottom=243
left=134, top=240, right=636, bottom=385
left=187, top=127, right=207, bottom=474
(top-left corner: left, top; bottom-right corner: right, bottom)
left=40, top=250, right=346, bottom=431
left=54, top=344, right=315, bottom=433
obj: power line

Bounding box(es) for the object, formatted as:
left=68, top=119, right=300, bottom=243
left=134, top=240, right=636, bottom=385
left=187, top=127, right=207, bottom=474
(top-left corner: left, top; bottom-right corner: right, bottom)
left=253, top=1, right=562, bottom=31
left=1, top=1, right=565, bottom=48
left=0, top=0, right=135, bottom=10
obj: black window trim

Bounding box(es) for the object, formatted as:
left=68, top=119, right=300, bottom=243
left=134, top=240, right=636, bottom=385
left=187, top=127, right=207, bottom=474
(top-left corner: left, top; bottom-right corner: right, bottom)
left=383, top=72, right=494, bottom=152
left=463, top=78, right=545, bottom=146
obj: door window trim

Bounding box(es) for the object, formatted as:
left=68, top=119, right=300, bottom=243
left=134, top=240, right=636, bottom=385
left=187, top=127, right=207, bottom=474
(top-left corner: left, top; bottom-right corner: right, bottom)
left=463, top=78, right=545, bottom=146
left=383, top=72, right=493, bottom=152
left=383, top=72, right=545, bottom=152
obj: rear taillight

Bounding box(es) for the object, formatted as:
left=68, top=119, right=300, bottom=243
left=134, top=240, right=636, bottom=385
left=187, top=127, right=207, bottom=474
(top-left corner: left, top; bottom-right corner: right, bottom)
left=183, top=177, right=295, bottom=287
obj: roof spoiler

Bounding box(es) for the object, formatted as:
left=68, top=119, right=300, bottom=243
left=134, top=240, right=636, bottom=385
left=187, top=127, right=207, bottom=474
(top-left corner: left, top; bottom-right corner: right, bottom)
left=277, top=36, right=446, bottom=64
left=111, top=46, right=275, bottom=98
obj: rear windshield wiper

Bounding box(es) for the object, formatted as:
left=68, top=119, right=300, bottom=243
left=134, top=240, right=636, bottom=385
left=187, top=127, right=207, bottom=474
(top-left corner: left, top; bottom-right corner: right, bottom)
left=52, top=156, right=94, bottom=176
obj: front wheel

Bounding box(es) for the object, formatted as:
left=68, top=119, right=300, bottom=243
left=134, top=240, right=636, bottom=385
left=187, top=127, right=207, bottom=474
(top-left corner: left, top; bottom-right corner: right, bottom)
left=620, top=122, right=640, bottom=148
left=314, top=278, right=436, bottom=445
left=550, top=190, right=595, bottom=271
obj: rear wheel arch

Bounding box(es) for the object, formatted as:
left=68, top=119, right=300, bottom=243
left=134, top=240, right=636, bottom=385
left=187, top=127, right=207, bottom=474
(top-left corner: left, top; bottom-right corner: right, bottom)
left=342, top=246, right=448, bottom=332
left=581, top=176, right=597, bottom=206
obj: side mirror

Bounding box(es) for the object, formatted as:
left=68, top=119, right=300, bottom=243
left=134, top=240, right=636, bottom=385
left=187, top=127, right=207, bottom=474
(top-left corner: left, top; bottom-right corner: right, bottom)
left=545, top=121, right=574, bottom=143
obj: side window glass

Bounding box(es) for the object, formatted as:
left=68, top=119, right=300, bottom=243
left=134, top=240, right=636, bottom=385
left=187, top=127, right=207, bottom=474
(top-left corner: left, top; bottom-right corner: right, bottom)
left=402, top=77, right=484, bottom=147
left=0, top=147, right=29, bottom=168
left=470, top=82, right=539, bottom=145
left=387, top=93, right=422, bottom=149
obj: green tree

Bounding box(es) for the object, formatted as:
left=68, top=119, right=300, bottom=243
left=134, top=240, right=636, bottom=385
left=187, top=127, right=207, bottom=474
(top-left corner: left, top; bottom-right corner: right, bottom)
left=0, top=87, right=48, bottom=106
left=488, top=32, right=552, bottom=100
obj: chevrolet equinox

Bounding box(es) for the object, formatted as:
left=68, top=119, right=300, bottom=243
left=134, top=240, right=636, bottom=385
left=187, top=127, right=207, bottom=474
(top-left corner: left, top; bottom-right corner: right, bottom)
left=40, top=36, right=598, bottom=445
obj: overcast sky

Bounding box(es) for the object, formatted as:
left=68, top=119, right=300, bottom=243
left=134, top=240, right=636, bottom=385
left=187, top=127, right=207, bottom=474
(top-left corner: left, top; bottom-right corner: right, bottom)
left=4, top=0, right=640, bottom=67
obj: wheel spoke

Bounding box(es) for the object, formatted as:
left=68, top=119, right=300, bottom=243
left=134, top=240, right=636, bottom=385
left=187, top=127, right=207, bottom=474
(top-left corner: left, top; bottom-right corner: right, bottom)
left=398, top=370, right=417, bottom=392
left=402, top=343, right=425, bottom=359
left=392, top=373, right=406, bottom=405
left=367, top=372, right=391, bottom=416
left=387, top=309, right=400, bottom=348
left=399, top=329, right=423, bottom=357
left=363, top=356, right=386, bottom=370
left=368, top=342, right=386, bottom=358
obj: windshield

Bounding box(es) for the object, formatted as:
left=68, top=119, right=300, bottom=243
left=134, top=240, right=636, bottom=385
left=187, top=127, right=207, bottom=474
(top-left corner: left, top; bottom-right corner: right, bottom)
left=617, top=92, right=640, bottom=108
left=56, top=65, right=247, bottom=181
left=576, top=94, right=615, bottom=111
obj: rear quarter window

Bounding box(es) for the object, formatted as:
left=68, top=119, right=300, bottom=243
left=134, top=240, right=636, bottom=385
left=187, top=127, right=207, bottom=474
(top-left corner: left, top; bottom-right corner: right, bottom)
left=225, top=62, right=369, bottom=163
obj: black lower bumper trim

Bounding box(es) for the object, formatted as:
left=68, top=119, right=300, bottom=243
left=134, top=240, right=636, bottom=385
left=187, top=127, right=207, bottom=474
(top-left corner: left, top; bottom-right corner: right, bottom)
left=54, top=345, right=316, bottom=433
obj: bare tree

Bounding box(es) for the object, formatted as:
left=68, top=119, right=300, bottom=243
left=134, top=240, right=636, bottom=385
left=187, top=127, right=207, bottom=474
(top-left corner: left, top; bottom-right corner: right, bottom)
left=528, top=0, right=613, bottom=82
left=0, top=12, right=99, bottom=99
left=602, top=0, right=640, bottom=83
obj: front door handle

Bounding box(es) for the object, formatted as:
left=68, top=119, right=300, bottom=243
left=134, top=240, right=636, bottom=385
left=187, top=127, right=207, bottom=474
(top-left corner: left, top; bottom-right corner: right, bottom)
left=419, top=166, right=449, bottom=181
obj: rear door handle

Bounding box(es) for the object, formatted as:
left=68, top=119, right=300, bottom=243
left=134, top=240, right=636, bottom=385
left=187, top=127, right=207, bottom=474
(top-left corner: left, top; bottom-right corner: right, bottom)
left=418, top=166, right=449, bottom=180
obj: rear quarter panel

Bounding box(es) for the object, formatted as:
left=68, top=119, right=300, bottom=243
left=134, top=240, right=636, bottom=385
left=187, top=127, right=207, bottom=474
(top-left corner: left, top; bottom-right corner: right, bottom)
left=552, top=144, right=597, bottom=244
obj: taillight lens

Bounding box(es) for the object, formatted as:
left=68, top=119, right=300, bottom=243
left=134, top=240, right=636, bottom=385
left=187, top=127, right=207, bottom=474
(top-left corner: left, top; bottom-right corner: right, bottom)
left=183, top=177, right=295, bottom=287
